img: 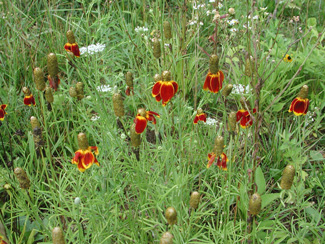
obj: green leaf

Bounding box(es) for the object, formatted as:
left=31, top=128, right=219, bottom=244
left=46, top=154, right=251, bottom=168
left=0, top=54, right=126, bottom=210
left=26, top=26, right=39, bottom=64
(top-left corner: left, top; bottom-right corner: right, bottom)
left=261, top=193, right=280, bottom=209
left=272, top=102, right=286, bottom=112
left=310, top=151, right=324, bottom=161
left=255, top=166, right=266, bottom=195
left=305, top=207, right=321, bottom=224
left=307, top=18, right=317, bottom=27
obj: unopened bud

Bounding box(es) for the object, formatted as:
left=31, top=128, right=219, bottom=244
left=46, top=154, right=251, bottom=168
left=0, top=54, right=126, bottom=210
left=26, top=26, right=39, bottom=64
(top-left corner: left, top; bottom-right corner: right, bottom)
left=30, top=116, right=40, bottom=130
left=280, top=165, right=295, bottom=190
left=14, top=167, right=30, bottom=189
left=77, top=132, right=89, bottom=150
left=298, top=85, right=308, bottom=99
left=189, top=191, right=200, bottom=209
left=209, top=55, right=219, bottom=74
left=165, top=207, right=177, bottom=225
left=240, top=97, right=250, bottom=110
left=130, top=123, right=141, bottom=147
left=160, top=231, right=173, bottom=244
left=153, top=38, right=161, bottom=59
left=162, top=71, right=171, bottom=81
left=47, top=53, right=59, bottom=78
left=52, top=227, right=66, bottom=244
left=33, top=67, right=46, bottom=91
left=22, top=87, right=31, bottom=96
left=249, top=193, right=262, bottom=216
left=44, top=87, right=54, bottom=103
left=245, top=58, right=254, bottom=77
left=228, top=111, right=237, bottom=132
left=125, top=72, right=134, bottom=87
left=154, top=73, right=162, bottom=82
left=75, top=82, right=84, bottom=100
left=163, top=21, right=172, bottom=39
left=222, top=84, right=233, bottom=97
left=213, top=136, right=224, bottom=157
left=112, top=92, right=125, bottom=117
left=66, top=30, right=76, bottom=44
left=228, top=8, right=235, bottom=15
left=69, top=87, right=77, bottom=97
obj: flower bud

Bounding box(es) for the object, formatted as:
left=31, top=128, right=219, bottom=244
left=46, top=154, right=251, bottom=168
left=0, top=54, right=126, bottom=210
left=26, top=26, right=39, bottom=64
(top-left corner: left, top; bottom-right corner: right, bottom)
left=22, top=87, right=31, bottom=96
left=280, top=165, right=295, bottom=190
left=14, top=167, right=30, bottom=189
left=240, top=97, right=250, bottom=110
left=249, top=193, right=262, bottom=216
left=33, top=67, right=46, bottom=91
left=245, top=58, right=254, bottom=77
left=52, top=227, right=66, bottom=244
left=47, top=53, right=59, bottom=78
left=213, top=136, right=224, bottom=157
left=228, top=111, right=237, bottom=132
left=209, top=54, right=219, bottom=74
left=75, top=82, right=84, bottom=100
left=189, top=191, right=200, bottom=209
left=222, top=84, right=233, bottom=97
left=165, top=207, right=177, bottom=225
left=298, top=85, right=308, bottom=99
left=197, top=108, right=203, bottom=115
left=30, top=116, right=40, bottom=130
left=228, top=8, right=235, bottom=15
left=77, top=132, right=89, bottom=150
left=130, top=123, right=141, bottom=147
left=162, top=71, right=171, bottom=81
left=159, top=231, right=173, bottom=244
left=154, top=73, right=162, bottom=82
left=74, top=197, right=81, bottom=205
left=125, top=71, right=133, bottom=87
left=163, top=21, right=172, bottom=40
left=44, top=87, right=54, bottom=103
left=69, top=87, right=77, bottom=97
left=112, top=92, right=125, bottom=117
left=153, top=38, right=161, bottom=59
left=66, top=30, right=76, bottom=44
left=137, top=108, right=146, bottom=117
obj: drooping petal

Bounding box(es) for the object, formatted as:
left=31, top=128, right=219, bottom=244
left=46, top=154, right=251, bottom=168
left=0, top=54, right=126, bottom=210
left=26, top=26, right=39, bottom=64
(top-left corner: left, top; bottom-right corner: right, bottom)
left=160, top=82, right=175, bottom=104
left=71, top=43, right=80, bottom=57
left=64, top=43, right=72, bottom=52
left=203, top=73, right=212, bottom=91
left=220, top=153, right=228, bottom=171
left=152, top=81, right=162, bottom=97
left=126, top=86, right=133, bottom=96
left=207, top=153, right=216, bottom=168
left=209, top=72, right=224, bottom=93
left=72, top=150, right=83, bottom=165
left=77, top=161, right=86, bottom=172
left=304, top=99, right=310, bottom=115
left=155, top=94, right=162, bottom=102
left=48, top=75, right=60, bottom=91
left=198, top=113, right=207, bottom=122
left=148, top=111, right=160, bottom=118
left=82, top=151, right=95, bottom=169
left=134, top=116, right=148, bottom=134
left=1, top=104, right=7, bottom=110
left=292, top=98, right=309, bottom=116
left=90, top=146, right=99, bottom=155
left=0, top=109, right=4, bottom=121
left=172, top=81, right=178, bottom=94
left=147, top=114, right=157, bottom=124
left=94, top=156, right=100, bottom=166
left=236, top=110, right=245, bottom=122
left=193, top=115, right=199, bottom=124
left=288, top=98, right=298, bottom=113
left=24, top=95, right=36, bottom=106
left=239, top=115, right=252, bottom=128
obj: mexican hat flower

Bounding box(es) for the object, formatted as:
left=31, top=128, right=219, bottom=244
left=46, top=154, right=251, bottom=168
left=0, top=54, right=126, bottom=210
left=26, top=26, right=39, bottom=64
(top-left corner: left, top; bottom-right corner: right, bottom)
left=71, top=133, right=100, bottom=172
left=193, top=108, right=207, bottom=124
left=0, top=234, right=8, bottom=244
left=207, top=136, right=228, bottom=170
left=203, top=54, right=224, bottom=93
left=283, top=54, right=292, bottom=63
left=236, top=97, right=256, bottom=128
left=288, top=85, right=309, bottom=116
left=134, top=108, right=160, bottom=134
left=64, top=30, right=80, bottom=57
left=152, top=71, right=178, bottom=106
left=22, top=87, right=36, bottom=106
left=0, top=104, right=7, bottom=121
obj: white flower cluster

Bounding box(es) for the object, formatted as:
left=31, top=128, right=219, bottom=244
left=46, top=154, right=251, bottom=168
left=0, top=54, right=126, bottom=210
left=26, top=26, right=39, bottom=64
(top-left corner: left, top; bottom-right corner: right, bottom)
left=134, top=26, right=149, bottom=33
left=80, top=43, right=106, bottom=55
left=232, top=84, right=252, bottom=94
left=96, top=84, right=112, bottom=93
left=91, top=115, right=100, bottom=121
left=205, top=117, right=218, bottom=126
left=227, top=19, right=239, bottom=26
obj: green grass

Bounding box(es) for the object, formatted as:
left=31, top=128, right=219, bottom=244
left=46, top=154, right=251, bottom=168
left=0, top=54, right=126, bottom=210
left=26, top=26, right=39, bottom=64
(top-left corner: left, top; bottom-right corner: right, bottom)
left=0, top=0, right=324, bottom=243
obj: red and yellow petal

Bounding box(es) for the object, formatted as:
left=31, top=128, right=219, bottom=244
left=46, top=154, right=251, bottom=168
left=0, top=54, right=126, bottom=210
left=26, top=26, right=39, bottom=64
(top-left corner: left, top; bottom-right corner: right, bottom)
left=217, top=153, right=228, bottom=171
left=290, top=97, right=309, bottom=116
left=152, top=81, right=162, bottom=97
left=160, top=82, right=175, bottom=104
left=239, top=115, right=253, bottom=128
left=147, top=111, right=160, bottom=118
left=24, top=95, right=36, bottom=106
left=77, top=161, right=86, bottom=172
left=207, top=153, right=216, bottom=168
left=1, top=104, right=7, bottom=110
left=64, top=43, right=72, bottom=52
left=236, top=109, right=245, bottom=122
left=72, top=150, right=83, bottom=165
left=90, top=146, right=99, bottom=155
left=71, top=43, right=80, bottom=57
left=134, top=116, right=148, bottom=134
left=155, top=94, right=162, bottom=102
left=203, top=73, right=212, bottom=91
left=198, top=113, right=207, bottom=122
left=0, top=109, right=5, bottom=121
left=171, top=81, right=178, bottom=94
left=209, top=73, right=222, bottom=93
left=82, top=151, right=95, bottom=169
left=94, top=156, right=100, bottom=166
left=193, top=115, right=199, bottom=124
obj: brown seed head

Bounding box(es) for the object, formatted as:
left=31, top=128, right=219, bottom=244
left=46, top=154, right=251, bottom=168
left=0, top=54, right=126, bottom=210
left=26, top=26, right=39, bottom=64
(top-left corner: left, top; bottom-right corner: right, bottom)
left=125, top=71, right=134, bottom=87
left=189, top=191, right=200, bottom=209
left=130, top=123, right=141, bottom=147
left=162, top=71, right=171, bottom=81
left=75, top=82, right=84, bottom=100
left=112, top=92, right=125, bottom=117
left=52, top=227, right=66, bottom=244
left=165, top=207, right=177, bottom=225
left=77, top=132, right=89, bottom=150
left=280, top=165, right=295, bottom=190
left=298, top=85, right=308, bottom=99
left=213, top=136, right=224, bottom=157
left=228, top=111, right=237, bottom=132
left=163, top=21, right=172, bottom=40
left=249, top=193, right=262, bottom=216
left=137, top=108, right=147, bottom=117
left=66, top=30, right=76, bottom=44
left=69, top=87, right=77, bottom=97
left=153, top=38, right=161, bottom=59
left=30, top=116, right=40, bottom=130
left=14, top=167, right=30, bottom=189
left=245, top=58, right=254, bottom=77
left=222, top=84, right=233, bottom=97
left=22, top=87, right=31, bottom=96
left=159, top=231, right=173, bottom=244
left=209, top=54, right=219, bottom=74
left=33, top=67, right=46, bottom=91
left=47, top=53, right=59, bottom=78
left=154, top=73, right=162, bottom=82
left=44, top=87, right=54, bottom=103
left=197, top=108, right=203, bottom=115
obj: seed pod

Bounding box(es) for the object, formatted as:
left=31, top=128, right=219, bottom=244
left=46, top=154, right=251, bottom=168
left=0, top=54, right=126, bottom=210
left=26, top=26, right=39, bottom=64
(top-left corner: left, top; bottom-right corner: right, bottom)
left=249, top=193, right=262, bottom=216
left=22, top=87, right=31, bottom=96
left=125, top=72, right=133, bottom=87
left=112, top=92, right=125, bottom=117
left=130, top=123, right=141, bottom=147
left=222, top=84, right=233, bottom=97
left=165, top=207, right=177, bottom=225
left=44, top=87, right=54, bottom=103
left=240, top=97, right=250, bottom=110
left=209, top=54, right=219, bottom=74
left=153, top=38, right=161, bottom=59
left=228, top=111, right=237, bottom=132
left=14, top=167, right=30, bottom=189
left=137, top=108, right=147, bottom=117
left=154, top=73, right=162, bottom=82
left=75, top=82, right=84, bottom=100
left=162, top=71, right=171, bottom=81
left=52, top=227, right=66, bottom=244
left=159, top=231, right=173, bottom=244
left=245, top=58, right=255, bottom=77
left=30, top=116, right=40, bottom=130
left=213, top=136, right=224, bottom=157
left=280, top=165, right=295, bottom=190
left=163, top=21, right=172, bottom=40
left=66, top=30, right=76, bottom=44
left=189, top=191, right=200, bottom=209
left=298, top=85, right=308, bottom=99
left=77, top=132, right=89, bottom=150
left=69, top=87, right=77, bottom=97
left=33, top=67, right=46, bottom=91
left=47, top=53, right=59, bottom=78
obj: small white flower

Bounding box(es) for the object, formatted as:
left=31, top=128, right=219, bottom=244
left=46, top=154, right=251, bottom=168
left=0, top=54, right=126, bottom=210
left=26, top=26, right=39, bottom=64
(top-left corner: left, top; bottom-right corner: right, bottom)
left=228, top=19, right=239, bottom=26
left=232, top=84, right=251, bottom=94
left=218, top=2, right=223, bottom=8
left=230, top=28, right=238, bottom=33
left=209, top=0, right=215, bottom=2
left=260, top=7, right=267, bottom=11
left=206, top=10, right=211, bottom=16
left=79, top=43, right=106, bottom=55
left=199, top=21, right=203, bottom=26
left=205, top=117, right=218, bottom=126
left=74, top=197, right=81, bottom=205
left=264, top=12, right=270, bottom=16
left=121, top=133, right=126, bottom=140
left=96, top=84, right=112, bottom=93
left=91, top=115, right=100, bottom=121
left=189, top=20, right=197, bottom=25
left=253, top=15, right=259, bottom=20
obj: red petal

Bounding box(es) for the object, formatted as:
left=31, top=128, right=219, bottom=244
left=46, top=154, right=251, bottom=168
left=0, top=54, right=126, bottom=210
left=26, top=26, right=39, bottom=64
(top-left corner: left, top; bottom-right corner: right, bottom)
left=148, top=111, right=160, bottom=117
left=147, top=114, right=157, bottom=124
left=155, top=94, right=162, bottom=102
left=64, top=43, right=72, bottom=51
left=240, top=115, right=252, bottom=128
left=236, top=110, right=245, bottom=122
left=1, top=104, right=7, bottom=110
left=82, top=151, right=95, bottom=168
left=293, top=98, right=309, bottom=116
left=198, top=113, right=207, bottom=122
left=152, top=81, right=162, bottom=97
left=207, top=153, right=216, bottom=168
left=94, top=156, right=100, bottom=166
left=126, top=87, right=131, bottom=96
left=304, top=99, right=309, bottom=115
left=160, top=82, right=175, bottom=104
left=193, top=115, right=199, bottom=124
left=77, top=161, right=86, bottom=172
left=90, top=146, right=99, bottom=155
left=134, top=116, right=147, bottom=134
left=221, top=153, right=228, bottom=171
left=203, top=73, right=211, bottom=91
left=209, top=73, right=222, bottom=93
left=72, top=151, right=83, bottom=164
left=172, top=81, right=178, bottom=94
left=0, top=109, right=5, bottom=121
left=288, top=98, right=298, bottom=113
left=71, top=43, right=80, bottom=57
left=48, top=75, right=59, bottom=91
